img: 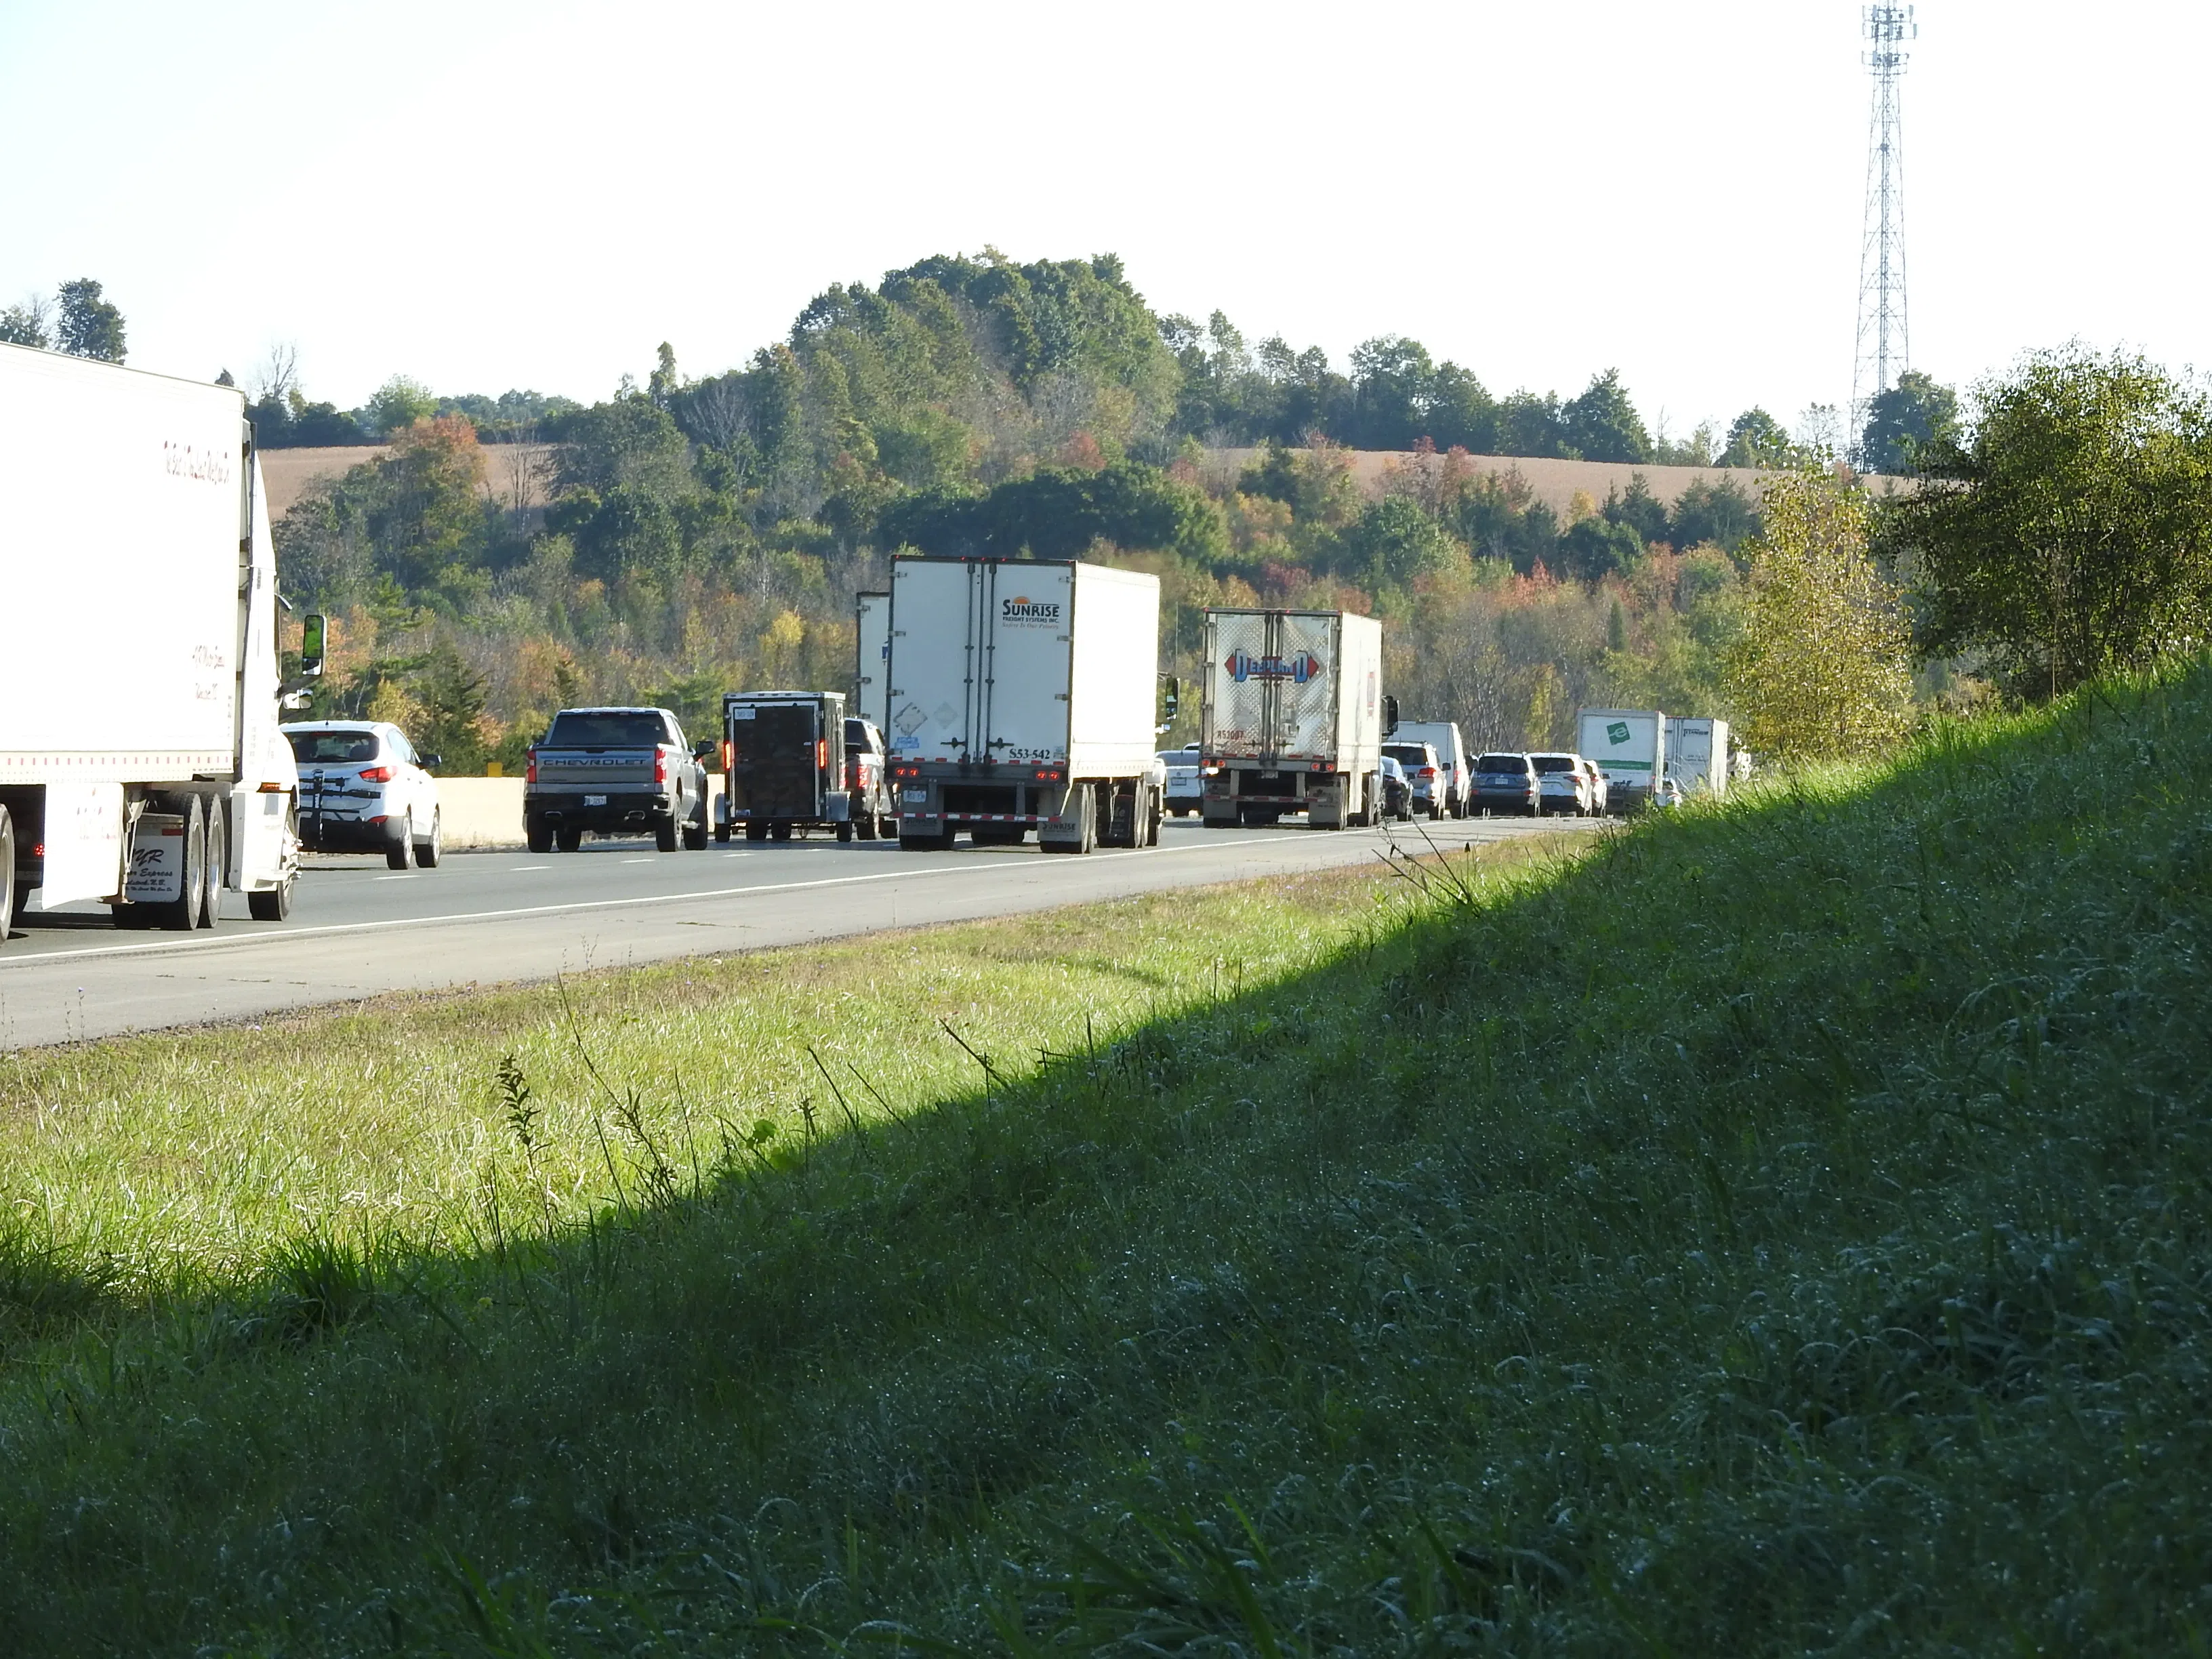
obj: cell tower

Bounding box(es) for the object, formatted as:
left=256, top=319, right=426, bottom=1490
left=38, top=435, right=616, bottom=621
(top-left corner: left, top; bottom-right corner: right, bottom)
left=1850, top=3, right=1914, bottom=466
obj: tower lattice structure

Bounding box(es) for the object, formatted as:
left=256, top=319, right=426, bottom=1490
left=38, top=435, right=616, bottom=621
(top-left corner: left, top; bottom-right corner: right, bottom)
left=1851, top=3, right=1914, bottom=466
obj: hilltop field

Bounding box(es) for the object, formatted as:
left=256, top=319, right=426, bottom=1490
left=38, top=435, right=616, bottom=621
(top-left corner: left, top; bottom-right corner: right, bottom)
left=0, top=653, right=2207, bottom=1652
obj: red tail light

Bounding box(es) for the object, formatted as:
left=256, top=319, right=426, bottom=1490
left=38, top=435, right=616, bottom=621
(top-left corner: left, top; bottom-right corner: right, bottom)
left=525, top=747, right=538, bottom=785
left=359, top=765, right=394, bottom=783
left=654, top=750, right=668, bottom=786
left=721, top=739, right=734, bottom=772
left=1417, top=766, right=1437, bottom=779
left=815, top=737, right=827, bottom=771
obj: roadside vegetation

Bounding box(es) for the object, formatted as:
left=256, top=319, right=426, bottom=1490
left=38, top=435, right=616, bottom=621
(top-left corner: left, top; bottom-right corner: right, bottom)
left=4, top=651, right=2212, bottom=1650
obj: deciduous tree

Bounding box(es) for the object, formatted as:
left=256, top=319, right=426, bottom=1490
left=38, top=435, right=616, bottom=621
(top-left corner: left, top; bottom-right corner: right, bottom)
left=1726, top=470, right=1912, bottom=762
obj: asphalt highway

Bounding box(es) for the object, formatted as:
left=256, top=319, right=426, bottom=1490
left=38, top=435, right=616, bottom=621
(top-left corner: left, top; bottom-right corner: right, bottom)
left=0, top=815, right=1591, bottom=1048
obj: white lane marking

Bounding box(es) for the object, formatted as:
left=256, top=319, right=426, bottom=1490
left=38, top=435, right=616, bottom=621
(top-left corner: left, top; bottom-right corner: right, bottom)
left=0, top=835, right=1297, bottom=967
left=620, top=858, right=655, bottom=865
left=510, top=865, right=550, bottom=872
left=373, top=874, right=420, bottom=882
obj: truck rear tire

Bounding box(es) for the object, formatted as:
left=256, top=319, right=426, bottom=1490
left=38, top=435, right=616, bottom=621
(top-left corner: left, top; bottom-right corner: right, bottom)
left=154, top=795, right=207, bottom=931
left=556, top=825, right=583, bottom=853
left=655, top=813, right=680, bottom=853
left=682, top=805, right=708, bottom=851
left=0, top=806, right=14, bottom=945
left=527, top=815, right=553, bottom=855
left=199, top=799, right=226, bottom=928
left=836, top=821, right=854, bottom=843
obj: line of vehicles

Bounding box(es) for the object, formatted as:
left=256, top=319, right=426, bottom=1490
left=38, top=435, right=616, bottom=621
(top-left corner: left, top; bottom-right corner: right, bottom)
left=0, top=346, right=1740, bottom=954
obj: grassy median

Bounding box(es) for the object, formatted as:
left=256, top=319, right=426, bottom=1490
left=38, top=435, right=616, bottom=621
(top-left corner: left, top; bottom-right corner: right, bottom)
left=4, top=660, right=2212, bottom=1653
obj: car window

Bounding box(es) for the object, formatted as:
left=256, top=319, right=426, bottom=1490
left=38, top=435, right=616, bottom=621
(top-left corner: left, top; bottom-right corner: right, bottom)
left=1530, top=754, right=1576, bottom=773
left=386, top=731, right=416, bottom=764
left=287, top=730, right=380, bottom=764
left=545, top=712, right=668, bottom=747
left=1475, top=753, right=1525, bottom=772
left=1382, top=745, right=1431, bottom=767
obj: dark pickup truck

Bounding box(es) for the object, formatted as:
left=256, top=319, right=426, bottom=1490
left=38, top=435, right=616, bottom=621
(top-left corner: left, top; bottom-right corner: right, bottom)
left=525, top=706, right=710, bottom=853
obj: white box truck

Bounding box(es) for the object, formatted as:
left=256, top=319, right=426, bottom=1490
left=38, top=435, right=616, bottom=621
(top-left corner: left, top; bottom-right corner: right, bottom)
left=885, top=557, right=1166, bottom=853
left=1665, top=716, right=1730, bottom=799
left=0, top=343, right=300, bottom=942
left=1200, top=609, right=1389, bottom=830
left=854, top=590, right=890, bottom=732
left=1577, top=707, right=1667, bottom=814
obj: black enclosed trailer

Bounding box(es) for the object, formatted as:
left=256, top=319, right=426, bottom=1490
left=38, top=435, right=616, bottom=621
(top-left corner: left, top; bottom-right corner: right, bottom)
left=714, top=691, right=859, bottom=842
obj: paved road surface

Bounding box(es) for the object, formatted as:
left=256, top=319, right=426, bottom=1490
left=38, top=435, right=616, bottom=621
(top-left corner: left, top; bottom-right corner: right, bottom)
left=0, top=816, right=1587, bottom=1049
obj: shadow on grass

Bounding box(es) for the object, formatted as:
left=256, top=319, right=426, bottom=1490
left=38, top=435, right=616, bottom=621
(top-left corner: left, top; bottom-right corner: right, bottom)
left=6, top=658, right=2212, bottom=1653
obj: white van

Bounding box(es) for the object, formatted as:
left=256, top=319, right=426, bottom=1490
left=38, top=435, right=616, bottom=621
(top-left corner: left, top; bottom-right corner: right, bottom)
left=1390, top=720, right=1472, bottom=818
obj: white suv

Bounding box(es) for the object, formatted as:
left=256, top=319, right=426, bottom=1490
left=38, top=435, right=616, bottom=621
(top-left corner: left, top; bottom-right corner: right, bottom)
left=283, top=721, right=445, bottom=869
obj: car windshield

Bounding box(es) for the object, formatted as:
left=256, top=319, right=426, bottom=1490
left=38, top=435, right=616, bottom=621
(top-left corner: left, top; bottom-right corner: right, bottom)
left=1383, top=745, right=1431, bottom=767
left=1475, top=754, right=1525, bottom=772
left=1530, top=754, right=1577, bottom=773
left=844, top=719, right=874, bottom=751
left=544, top=712, right=667, bottom=748
left=287, top=730, right=380, bottom=764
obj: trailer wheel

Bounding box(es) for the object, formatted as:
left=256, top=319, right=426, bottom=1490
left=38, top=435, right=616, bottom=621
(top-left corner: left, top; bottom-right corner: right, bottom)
left=0, top=806, right=14, bottom=945
left=153, top=795, right=207, bottom=931
left=771, top=821, right=793, bottom=842
left=714, top=819, right=731, bottom=844
left=745, top=820, right=768, bottom=842
left=199, top=798, right=226, bottom=928
left=836, top=821, right=854, bottom=843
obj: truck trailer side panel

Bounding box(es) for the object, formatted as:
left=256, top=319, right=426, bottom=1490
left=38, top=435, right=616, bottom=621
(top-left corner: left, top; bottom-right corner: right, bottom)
left=854, top=592, right=890, bottom=733
left=1066, top=563, right=1162, bottom=778
left=0, top=345, right=243, bottom=778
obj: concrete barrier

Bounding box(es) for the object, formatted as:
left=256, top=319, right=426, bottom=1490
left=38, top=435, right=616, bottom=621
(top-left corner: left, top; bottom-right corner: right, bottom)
left=430, top=777, right=726, bottom=850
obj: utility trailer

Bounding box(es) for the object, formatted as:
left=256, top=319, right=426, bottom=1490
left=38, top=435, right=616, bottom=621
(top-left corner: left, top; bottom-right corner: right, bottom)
left=1578, top=707, right=1668, bottom=814
left=716, top=690, right=862, bottom=842
left=885, top=557, right=1166, bottom=853
left=0, top=343, right=300, bottom=943
left=1200, top=609, right=1389, bottom=830
left=854, top=591, right=890, bottom=732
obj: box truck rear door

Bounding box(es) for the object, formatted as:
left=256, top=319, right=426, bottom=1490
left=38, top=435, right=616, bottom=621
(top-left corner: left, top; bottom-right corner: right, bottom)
left=981, top=562, right=1076, bottom=764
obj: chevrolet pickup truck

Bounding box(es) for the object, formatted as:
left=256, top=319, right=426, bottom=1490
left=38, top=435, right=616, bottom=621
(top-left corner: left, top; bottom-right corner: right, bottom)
left=525, top=706, right=710, bottom=853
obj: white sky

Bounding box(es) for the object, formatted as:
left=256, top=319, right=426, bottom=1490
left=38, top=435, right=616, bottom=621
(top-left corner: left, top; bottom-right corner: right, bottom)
left=2, top=1, right=2201, bottom=436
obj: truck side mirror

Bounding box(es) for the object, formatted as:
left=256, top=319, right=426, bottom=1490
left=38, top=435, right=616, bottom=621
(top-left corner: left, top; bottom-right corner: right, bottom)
left=693, top=739, right=717, bottom=762
left=1157, top=674, right=1181, bottom=733
left=300, top=612, right=328, bottom=678
left=1382, top=695, right=1399, bottom=736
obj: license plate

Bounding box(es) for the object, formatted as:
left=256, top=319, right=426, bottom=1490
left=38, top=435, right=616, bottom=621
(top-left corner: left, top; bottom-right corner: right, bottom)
left=902, top=788, right=927, bottom=803
left=584, top=794, right=607, bottom=806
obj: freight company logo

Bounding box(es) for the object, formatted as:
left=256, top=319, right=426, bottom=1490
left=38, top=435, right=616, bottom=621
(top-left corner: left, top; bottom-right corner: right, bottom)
left=1225, top=649, right=1322, bottom=684
left=1000, top=594, right=1061, bottom=626
left=1607, top=721, right=1631, bottom=746
left=163, top=441, right=232, bottom=487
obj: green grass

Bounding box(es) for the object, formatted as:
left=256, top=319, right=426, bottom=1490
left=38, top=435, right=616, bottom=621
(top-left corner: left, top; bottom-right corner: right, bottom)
left=5, top=659, right=2212, bottom=1653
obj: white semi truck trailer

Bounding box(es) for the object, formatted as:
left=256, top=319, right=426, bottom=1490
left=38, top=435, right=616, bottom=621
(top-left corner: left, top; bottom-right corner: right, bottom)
left=1200, top=608, right=1389, bottom=830
left=1578, top=707, right=1667, bottom=814
left=0, top=344, right=301, bottom=943
left=885, top=556, right=1166, bottom=853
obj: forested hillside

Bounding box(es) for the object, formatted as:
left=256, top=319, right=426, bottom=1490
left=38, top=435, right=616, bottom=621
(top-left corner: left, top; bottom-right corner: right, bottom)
left=275, top=250, right=1782, bottom=768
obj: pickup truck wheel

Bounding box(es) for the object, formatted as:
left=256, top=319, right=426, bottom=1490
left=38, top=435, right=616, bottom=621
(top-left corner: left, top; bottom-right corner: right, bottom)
left=526, top=815, right=553, bottom=855
left=415, top=808, right=443, bottom=867
left=682, top=811, right=708, bottom=851
left=199, top=799, right=226, bottom=928
left=556, top=825, right=583, bottom=853
left=386, top=813, right=415, bottom=871
left=655, top=813, right=679, bottom=853
left=836, top=821, right=855, bottom=843
left=855, top=810, right=876, bottom=841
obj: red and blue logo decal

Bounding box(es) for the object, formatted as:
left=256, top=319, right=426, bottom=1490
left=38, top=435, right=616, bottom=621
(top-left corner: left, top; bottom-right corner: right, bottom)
left=1225, top=649, right=1322, bottom=684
